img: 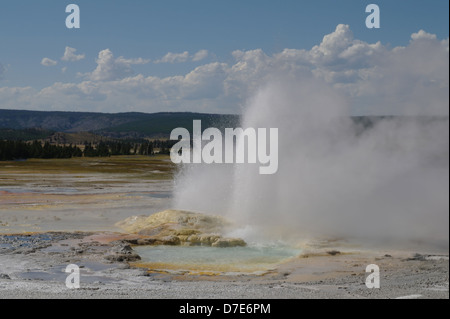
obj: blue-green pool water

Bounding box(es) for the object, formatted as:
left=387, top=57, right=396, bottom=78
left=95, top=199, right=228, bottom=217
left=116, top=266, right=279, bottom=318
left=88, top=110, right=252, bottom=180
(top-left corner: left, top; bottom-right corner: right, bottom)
left=134, top=244, right=301, bottom=274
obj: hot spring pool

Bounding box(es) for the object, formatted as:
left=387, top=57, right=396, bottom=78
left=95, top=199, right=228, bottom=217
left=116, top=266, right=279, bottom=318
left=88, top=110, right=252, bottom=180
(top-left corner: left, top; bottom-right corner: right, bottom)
left=133, top=245, right=301, bottom=274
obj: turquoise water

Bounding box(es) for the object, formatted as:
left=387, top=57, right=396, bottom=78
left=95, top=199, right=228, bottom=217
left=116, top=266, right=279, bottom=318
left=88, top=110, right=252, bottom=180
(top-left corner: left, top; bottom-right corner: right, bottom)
left=134, top=244, right=301, bottom=273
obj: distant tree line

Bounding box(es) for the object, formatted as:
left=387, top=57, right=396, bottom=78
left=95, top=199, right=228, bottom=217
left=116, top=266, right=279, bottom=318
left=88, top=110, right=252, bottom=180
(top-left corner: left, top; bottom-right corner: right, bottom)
left=0, top=139, right=177, bottom=161
left=82, top=140, right=175, bottom=157
left=0, top=140, right=82, bottom=161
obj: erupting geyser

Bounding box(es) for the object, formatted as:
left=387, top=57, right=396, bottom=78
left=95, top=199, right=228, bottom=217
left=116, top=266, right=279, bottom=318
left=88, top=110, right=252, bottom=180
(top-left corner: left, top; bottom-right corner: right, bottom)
left=172, top=76, right=449, bottom=246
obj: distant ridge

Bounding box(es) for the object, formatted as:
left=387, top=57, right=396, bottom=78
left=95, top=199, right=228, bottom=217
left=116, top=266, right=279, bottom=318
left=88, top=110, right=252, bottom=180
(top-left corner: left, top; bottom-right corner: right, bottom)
left=0, top=109, right=144, bottom=132
left=0, top=109, right=240, bottom=139
left=1, top=109, right=446, bottom=141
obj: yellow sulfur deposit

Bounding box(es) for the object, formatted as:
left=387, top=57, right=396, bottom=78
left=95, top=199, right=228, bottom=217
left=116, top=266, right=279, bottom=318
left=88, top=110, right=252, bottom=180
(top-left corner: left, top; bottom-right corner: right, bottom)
left=115, top=210, right=246, bottom=247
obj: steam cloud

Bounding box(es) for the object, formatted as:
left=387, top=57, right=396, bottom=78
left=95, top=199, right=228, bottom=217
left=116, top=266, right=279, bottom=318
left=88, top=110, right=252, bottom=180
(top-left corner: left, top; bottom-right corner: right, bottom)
left=172, top=75, right=449, bottom=246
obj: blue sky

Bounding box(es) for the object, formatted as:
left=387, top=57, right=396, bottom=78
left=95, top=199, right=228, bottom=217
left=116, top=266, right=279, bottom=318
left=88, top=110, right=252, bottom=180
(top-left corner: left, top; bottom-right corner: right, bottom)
left=0, top=0, right=448, bottom=115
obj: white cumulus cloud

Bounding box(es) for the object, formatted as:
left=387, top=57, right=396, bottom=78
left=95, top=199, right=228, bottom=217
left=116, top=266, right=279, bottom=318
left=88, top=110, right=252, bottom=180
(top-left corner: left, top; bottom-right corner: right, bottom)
left=155, top=50, right=209, bottom=63
left=411, top=30, right=437, bottom=41
left=155, top=51, right=190, bottom=64
left=84, top=49, right=149, bottom=81
left=192, top=50, right=209, bottom=62
left=41, top=58, right=58, bottom=67
left=1, top=25, right=448, bottom=116
left=61, top=46, right=85, bottom=62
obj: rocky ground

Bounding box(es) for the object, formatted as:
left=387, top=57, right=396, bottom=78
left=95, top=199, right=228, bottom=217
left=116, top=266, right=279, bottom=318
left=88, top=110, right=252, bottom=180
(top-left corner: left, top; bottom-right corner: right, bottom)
left=0, top=231, right=448, bottom=299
